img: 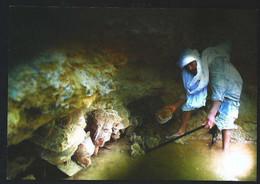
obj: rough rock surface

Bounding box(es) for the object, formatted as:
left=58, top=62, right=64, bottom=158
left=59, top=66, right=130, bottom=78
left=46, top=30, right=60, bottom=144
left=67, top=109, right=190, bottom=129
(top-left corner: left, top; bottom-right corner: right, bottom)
left=86, top=109, right=126, bottom=155
left=22, top=174, right=36, bottom=180
left=72, top=131, right=95, bottom=168
left=56, top=160, right=83, bottom=177
left=8, top=46, right=129, bottom=146
left=31, top=110, right=86, bottom=164
left=130, top=143, right=145, bottom=157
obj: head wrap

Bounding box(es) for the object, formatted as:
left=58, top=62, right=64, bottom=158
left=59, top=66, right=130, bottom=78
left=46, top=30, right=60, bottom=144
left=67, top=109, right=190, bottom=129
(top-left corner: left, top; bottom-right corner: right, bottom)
left=182, top=54, right=209, bottom=95
left=179, top=48, right=200, bottom=68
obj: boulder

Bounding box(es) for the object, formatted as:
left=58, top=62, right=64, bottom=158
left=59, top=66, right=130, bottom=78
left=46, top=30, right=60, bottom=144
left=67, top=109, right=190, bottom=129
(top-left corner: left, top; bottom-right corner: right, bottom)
left=31, top=110, right=86, bottom=152
left=86, top=109, right=122, bottom=155
left=31, top=110, right=86, bottom=167
left=72, top=131, right=95, bottom=168
left=56, top=160, right=83, bottom=177
left=35, top=144, right=79, bottom=165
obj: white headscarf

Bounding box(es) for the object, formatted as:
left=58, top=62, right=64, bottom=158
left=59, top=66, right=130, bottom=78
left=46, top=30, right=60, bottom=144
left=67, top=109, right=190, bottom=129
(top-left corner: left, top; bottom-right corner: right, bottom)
left=180, top=49, right=209, bottom=95
left=179, top=48, right=200, bottom=68
left=180, top=41, right=231, bottom=95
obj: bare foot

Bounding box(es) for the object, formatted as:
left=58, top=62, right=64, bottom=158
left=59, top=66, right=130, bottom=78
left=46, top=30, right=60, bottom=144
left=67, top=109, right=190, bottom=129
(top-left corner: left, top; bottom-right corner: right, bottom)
left=165, top=131, right=184, bottom=139
left=222, top=147, right=231, bottom=154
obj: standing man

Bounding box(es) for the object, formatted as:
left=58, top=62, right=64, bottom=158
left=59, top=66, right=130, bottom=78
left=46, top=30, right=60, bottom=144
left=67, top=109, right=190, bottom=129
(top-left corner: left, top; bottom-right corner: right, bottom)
left=165, top=41, right=243, bottom=151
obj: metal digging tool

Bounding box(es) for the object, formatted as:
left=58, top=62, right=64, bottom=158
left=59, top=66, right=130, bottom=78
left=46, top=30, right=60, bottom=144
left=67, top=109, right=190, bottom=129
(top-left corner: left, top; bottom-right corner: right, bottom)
left=147, top=125, right=205, bottom=153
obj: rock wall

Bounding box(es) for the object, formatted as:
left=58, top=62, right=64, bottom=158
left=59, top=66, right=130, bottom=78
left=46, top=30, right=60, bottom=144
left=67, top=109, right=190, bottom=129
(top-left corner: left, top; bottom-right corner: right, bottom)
left=8, top=45, right=128, bottom=145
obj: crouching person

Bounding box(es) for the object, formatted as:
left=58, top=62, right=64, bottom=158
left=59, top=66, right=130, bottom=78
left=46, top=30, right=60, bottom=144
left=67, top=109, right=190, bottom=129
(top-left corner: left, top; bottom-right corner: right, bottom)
left=165, top=41, right=243, bottom=151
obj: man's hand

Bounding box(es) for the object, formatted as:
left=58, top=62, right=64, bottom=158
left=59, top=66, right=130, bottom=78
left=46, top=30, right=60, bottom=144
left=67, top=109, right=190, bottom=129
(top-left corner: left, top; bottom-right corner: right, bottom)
left=165, top=105, right=176, bottom=113
left=164, top=98, right=187, bottom=114
left=203, top=113, right=216, bottom=129
left=203, top=101, right=221, bottom=129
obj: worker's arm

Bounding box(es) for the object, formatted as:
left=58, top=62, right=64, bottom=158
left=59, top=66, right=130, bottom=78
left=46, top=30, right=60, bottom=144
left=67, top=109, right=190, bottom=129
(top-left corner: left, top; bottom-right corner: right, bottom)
left=203, top=57, right=226, bottom=129
left=165, top=98, right=187, bottom=113
left=203, top=100, right=222, bottom=129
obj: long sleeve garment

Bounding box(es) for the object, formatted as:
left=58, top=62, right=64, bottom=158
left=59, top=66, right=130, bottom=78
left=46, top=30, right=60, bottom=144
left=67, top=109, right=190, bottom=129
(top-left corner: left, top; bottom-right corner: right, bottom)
left=209, top=57, right=243, bottom=102
left=209, top=57, right=243, bottom=130
left=181, top=41, right=242, bottom=111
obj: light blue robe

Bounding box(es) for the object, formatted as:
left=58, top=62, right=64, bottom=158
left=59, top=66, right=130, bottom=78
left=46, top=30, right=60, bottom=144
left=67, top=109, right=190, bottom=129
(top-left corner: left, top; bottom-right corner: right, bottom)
left=180, top=41, right=243, bottom=130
